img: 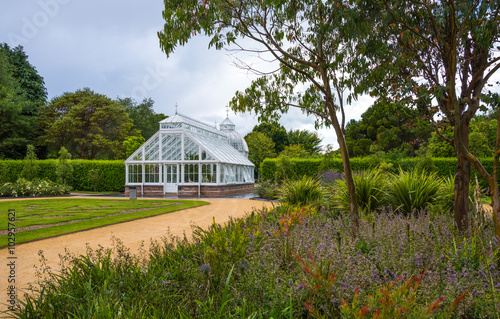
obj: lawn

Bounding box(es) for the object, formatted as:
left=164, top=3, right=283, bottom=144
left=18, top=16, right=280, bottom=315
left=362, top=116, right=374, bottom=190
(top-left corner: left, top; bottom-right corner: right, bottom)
left=0, top=198, right=208, bottom=246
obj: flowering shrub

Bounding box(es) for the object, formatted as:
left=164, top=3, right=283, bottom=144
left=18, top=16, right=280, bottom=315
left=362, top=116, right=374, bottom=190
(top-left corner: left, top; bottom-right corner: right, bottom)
left=255, top=179, right=280, bottom=200
left=319, top=169, right=344, bottom=185
left=0, top=178, right=71, bottom=197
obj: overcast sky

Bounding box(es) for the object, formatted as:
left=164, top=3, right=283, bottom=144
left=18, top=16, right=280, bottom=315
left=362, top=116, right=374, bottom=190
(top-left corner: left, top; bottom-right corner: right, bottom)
left=1, top=0, right=374, bottom=149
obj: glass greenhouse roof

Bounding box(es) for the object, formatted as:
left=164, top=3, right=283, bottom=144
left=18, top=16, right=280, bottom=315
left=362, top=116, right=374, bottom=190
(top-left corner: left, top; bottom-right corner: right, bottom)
left=160, top=113, right=227, bottom=141
left=126, top=117, right=254, bottom=167
left=185, top=131, right=253, bottom=166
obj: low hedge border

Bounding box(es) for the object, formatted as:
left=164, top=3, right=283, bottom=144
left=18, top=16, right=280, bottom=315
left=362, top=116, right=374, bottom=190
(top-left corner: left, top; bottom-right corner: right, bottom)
left=261, top=157, right=492, bottom=186
left=0, top=160, right=125, bottom=192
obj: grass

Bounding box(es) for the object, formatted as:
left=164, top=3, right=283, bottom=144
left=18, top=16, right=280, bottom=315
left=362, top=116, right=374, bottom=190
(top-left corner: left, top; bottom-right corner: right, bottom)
left=0, top=198, right=208, bottom=246
left=70, top=190, right=120, bottom=194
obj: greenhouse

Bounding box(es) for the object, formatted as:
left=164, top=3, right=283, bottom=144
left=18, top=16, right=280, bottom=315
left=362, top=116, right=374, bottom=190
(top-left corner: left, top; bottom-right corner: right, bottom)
left=124, top=112, right=254, bottom=197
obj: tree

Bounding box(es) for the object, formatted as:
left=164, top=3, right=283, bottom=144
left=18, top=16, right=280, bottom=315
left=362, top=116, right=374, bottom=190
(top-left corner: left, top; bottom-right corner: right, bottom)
left=279, top=144, right=310, bottom=159
left=345, top=101, right=430, bottom=157
left=123, top=135, right=146, bottom=158
left=0, top=44, right=47, bottom=105
left=245, top=132, right=276, bottom=180
left=1, top=44, right=48, bottom=157
left=250, top=122, right=288, bottom=155
left=287, top=130, right=323, bottom=155
left=56, top=146, right=73, bottom=185
left=365, top=0, right=500, bottom=233
left=159, top=0, right=369, bottom=232
left=118, top=97, right=167, bottom=141
left=38, top=88, right=139, bottom=159
left=0, top=50, right=34, bottom=159
left=20, top=144, right=39, bottom=181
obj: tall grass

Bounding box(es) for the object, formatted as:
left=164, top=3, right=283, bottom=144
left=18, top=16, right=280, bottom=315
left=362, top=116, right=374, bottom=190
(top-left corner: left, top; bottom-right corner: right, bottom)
left=278, top=175, right=325, bottom=207
left=387, top=168, right=444, bottom=214
left=333, top=170, right=388, bottom=214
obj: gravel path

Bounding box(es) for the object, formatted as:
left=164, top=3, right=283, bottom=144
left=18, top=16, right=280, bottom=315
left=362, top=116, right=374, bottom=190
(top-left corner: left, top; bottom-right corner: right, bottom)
left=0, top=197, right=274, bottom=315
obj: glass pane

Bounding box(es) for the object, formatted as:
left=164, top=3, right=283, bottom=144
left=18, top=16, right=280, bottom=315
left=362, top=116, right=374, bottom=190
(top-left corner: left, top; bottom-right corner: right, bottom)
left=184, top=136, right=199, bottom=160
left=162, top=134, right=182, bottom=160
left=144, top=135, right=159, bottom=160
left=133, top=151, right=142, bottom=161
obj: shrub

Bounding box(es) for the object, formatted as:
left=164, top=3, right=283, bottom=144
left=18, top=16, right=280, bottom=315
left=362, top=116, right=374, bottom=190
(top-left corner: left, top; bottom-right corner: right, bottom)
left=19, top=145, right=39, bottom=181
left=333, top=170, right=388, bottom=214
left=0, top=159, right=125, bottom=192
left=255, top=179, right=280, bottom=200
left=0, top=178, right=71, bottom=197
left=56, top=147, right=73, bottom=185
left=279, top=175, right=325, bottom=207
left=275, top=156, right=297, bottom=182
left=387, top=168, right=444, bottom=214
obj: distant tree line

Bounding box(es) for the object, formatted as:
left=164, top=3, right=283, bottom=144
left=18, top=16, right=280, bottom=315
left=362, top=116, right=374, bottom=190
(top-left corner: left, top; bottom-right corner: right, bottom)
left=0, top=43, right=166, bottom=160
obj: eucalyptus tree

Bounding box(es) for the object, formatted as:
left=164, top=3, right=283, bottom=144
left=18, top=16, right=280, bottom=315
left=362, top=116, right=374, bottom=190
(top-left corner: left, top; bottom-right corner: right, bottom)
left=159, top=0, right=370, bottom=232
left=363, top=0, right=500, bottom=234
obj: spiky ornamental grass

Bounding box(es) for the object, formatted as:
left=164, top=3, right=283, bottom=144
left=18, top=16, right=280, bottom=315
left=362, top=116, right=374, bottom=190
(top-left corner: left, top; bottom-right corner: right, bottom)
left=387, top=168, right=444, bottom=214
left=278, top=175, right=326, bottom=207
left=333, top=170, right=389, bottom=214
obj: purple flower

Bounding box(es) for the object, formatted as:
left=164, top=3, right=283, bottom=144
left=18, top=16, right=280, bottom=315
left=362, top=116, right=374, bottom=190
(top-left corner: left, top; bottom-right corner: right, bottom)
left=199, top=264, right=212, bottom=275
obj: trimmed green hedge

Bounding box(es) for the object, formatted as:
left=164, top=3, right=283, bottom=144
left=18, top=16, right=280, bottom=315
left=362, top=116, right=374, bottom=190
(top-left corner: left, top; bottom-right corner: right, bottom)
left=0, top=160, right=125, bottom=192
left=261, top=157, right=491, bottom=185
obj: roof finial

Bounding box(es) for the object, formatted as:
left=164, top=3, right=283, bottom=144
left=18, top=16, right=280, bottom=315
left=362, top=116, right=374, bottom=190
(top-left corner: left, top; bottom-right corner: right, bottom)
left=226, top=105, right=229, bottom=118
left=175, top=103, right=178, bottom=114
left=215, top=120, right=217, bottom=128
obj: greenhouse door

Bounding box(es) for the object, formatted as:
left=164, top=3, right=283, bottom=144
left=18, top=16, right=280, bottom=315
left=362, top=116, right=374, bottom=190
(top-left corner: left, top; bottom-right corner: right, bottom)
left=164, top=164, right=178, bottom=193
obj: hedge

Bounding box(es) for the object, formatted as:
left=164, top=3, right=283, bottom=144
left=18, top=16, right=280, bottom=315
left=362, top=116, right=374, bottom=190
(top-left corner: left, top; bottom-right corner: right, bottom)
left=0, top=160, right=125, bottom=192
left=260, top=157, right=493, bottom=187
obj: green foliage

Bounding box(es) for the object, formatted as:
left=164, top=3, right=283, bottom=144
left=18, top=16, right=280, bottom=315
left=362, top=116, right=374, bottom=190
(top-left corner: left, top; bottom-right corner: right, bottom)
left=123, top=135, right=146, bottom=158
left=118, top=97, right=167, bottom=141
left=0, top=49, right=37, bottom=159
left=334, top=170, right=388, bottom=214
left=192, top=218, right=255, bottom=278
left=0, top=43, right=47, bottom=103
left=286, top=129, right=322, bottom=155
left=250, top=122, right=288, bottom=155
left=88, top=169, right=100, bottom=192
left=388, top=169, right=444, bottom=214
left=345, top=101, right=430, bottom=157
left=274, top=156, right=297, bottom=183
left=0, top=178, right=71, bottom=197
left=0, top=159, right=125, bottom=192
left=19, top=144, right=39, bottom=181
left=279, top=144, right=310, bottom=159
left=279, top=175, right=325, bottom=207
left=56, top=146, right=73, bottom=185
left=37, top=88, right=139, bottom=159
left=245, top=132, right=276, bottom=179
left=255, top=179, right=280, bottom=200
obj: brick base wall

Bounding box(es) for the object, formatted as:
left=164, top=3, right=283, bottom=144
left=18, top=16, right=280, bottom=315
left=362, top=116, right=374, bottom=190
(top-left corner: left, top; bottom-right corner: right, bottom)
left=124, top=185, right=163, bottom=196
left=125, top=183, right=254, bottom=197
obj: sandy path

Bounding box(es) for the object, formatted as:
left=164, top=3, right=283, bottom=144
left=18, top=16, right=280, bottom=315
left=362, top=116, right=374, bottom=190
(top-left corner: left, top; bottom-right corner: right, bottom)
left=0, top=197, right=274, bottom=315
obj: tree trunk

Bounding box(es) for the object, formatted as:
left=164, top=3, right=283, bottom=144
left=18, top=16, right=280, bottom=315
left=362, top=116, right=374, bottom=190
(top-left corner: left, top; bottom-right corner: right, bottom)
left=332, top=116, right=360, bottom=235
left=454, top=149, right=471, bottom=232
left=454, top=123, right=471, bottom=232
left=490, top=186, right=500, bottom=242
